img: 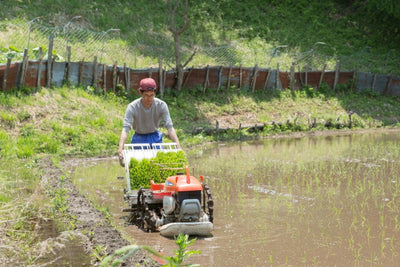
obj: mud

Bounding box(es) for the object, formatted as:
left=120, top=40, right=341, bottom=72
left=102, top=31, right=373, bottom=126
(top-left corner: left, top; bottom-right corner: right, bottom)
left=39, top=156, right=159, bottom=266
left=37, top=127, right=400, bottom=266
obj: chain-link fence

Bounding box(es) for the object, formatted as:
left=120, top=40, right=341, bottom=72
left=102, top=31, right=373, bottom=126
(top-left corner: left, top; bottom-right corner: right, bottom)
left=1, top=20, right=399, bottom=76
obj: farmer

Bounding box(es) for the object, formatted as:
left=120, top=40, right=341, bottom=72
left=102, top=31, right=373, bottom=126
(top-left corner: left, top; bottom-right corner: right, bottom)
left=118, top=77, right=181, bottom=167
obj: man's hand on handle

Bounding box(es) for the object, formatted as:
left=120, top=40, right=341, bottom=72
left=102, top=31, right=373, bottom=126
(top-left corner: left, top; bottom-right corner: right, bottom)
left=118, top=150, right=124, bottom=167
left=118, top=130, right=128, bottom=167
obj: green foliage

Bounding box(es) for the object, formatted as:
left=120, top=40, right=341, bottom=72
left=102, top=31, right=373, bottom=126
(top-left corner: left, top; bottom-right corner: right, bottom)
left=48, top=175, right=69, bottom=214
left=0, top=45, right=23, bottom=60
left=129, top=151, right=188, bottom=189
left=1, top=0, right=399, bottom=72
left=0, top=111, right=17, bottom=128
left=163, top=233, right=201, bottom=266
left=100, top=233, right=200, bottom=267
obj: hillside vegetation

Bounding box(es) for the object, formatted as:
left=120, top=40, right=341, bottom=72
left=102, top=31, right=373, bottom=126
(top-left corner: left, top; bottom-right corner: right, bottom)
left=1, top=0, right=400, bottom=265
left=1, top=0, right=399, bottom=74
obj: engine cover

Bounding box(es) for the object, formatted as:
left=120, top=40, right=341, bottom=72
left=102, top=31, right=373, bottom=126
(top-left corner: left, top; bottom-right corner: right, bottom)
left=178, top=199, right=201, bottom=222
left=163, top=196, right=175, bottom=215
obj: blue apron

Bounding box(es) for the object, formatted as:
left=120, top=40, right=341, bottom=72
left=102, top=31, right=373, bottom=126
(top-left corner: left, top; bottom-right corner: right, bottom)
left=130, top=131, right=163, bottom=148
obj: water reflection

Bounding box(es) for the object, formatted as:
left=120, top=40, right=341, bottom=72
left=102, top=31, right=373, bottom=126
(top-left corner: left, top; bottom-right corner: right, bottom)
left=70, top=130, right=400, bottom=266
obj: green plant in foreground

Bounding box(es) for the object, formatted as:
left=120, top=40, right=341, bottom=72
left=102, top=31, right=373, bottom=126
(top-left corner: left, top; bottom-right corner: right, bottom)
left=93, top=244, right=108, bottom=262
left=100, top=233, right=201, bottom=267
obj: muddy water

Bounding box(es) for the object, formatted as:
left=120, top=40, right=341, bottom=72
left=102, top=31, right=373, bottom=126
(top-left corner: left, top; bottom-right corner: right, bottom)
left=70, top=130, right=400, bottom=266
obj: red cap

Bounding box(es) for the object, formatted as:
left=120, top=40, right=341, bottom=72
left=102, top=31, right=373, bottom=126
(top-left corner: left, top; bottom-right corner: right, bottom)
left=139, top=78, right=157, bottom=91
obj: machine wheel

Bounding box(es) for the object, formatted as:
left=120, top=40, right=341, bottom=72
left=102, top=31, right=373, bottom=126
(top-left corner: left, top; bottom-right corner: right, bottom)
left=203, top=184, right=214, bottom=223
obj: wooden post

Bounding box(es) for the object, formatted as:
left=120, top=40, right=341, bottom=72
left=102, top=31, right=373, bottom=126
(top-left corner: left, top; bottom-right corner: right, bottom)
left=149, top=67, right=153, bottom=78
left=158, top=56, right=163, bottom=94
left=46, top=34, right=54, bottom=88
left=333, top=60, right=340, bottom=91
left=37, top=47, right=43, bottom=88
left=2, top=58, right=11, bottom=91
left=317, top=64, right=326, bottom=91
left=263, top=69, right=271, bottom=91
left=163, top=69, right=166, bottom=94
left=289, top=62, right=295, bottom=92
left=64, top=46, right=71, bottom=85
left=305, top=64, right=308, bottom=87
left=124, top=63, right=128, bottom=89
left=126, top=65, right=131, bottom=93
left=182, top=66, right=193, bottom=89
left=371, top=73, right=377, bottom=91
left=226, top=65, right=232, bottom=90
left=351, top=69, right=357, bottom=93
left=112, top=61, right=117, bottom=93
left=116, top=65, right=120, bottom=86
left=203, top=65, right=209, bottom=93
left=103, top=64, right=107, bottom=92
left=251, top=64, right=258, bottom=93
left=18, top=48, right=29, bottom=88
left=92, top=56, right=98, bottom=89
left=217, top=66, right=223, bottom=92
left=239, top=64, right=243, bottom=89
left=298, top=65, right=303, bottom=88
left=275, top=63, right=280, bottom=89
left=383, top=72, right=393, bottom=95
left=78, top=59, right=84, bottom=86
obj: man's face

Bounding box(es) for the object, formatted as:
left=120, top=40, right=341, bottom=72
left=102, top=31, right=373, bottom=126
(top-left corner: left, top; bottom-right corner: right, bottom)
left=139, top=90, right=155, bottom=107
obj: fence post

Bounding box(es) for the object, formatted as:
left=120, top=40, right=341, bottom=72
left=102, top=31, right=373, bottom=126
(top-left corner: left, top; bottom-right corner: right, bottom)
left=124, top=63, right=128, bottom=91
left=18, top=49, right=29, bottom=88
left=158, top=56, right=163, bottom=96
left=2, top=58, right=12, bottom=91
left=239, top=64, right=243, bottom=89
left=383, top=72, right=393, bottom=95
left=350, top=69, right=357, bottom=92
left=289, top=62, right=295, bottom=92
left=203, top=65, right=209, bottom=93
left=64, top=46, right=71, bottom=85
left=182, top=66, right=193, bottom=90
left=226, top=65, right=232, bottom=90
left=317, top=64, right=326, bottom=91
left=103, top=64, right=107, bottom=92
left=251, top=64, right=258, bottom=93
left=112, top=61, right=117, bottom=93
left=305, top=64, right=308, bottom=87
left=333, top=60, right=340, bottom=91
left=126, top=64, right=130, bottom=92
left=275, top=63, right=280, bottom=89
left=263, top=68, right=271, bottom=91
left=217, top=66, right=223, bottom=92
left=163, top=69, right=166, bottom=93
left=371, top=73, right=377, bottom=91
left=78, top=59, right=84, bottom=86
left=92, top=56, right=98, bottom=89
left=46, top=34, right=54, bottom=88
left=37, top=47, right=43, bottom=88
left=297, top=65, right=303, bottom=88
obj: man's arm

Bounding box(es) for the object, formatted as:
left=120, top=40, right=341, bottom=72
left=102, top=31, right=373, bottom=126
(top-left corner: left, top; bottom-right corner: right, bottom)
left=118, top=130, right=129, bottom=167
left=167, top=127, right=181, bottom=149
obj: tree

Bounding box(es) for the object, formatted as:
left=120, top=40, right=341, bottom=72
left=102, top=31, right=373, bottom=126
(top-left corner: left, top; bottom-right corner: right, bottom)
left=168, top=0, right=196, bottom=91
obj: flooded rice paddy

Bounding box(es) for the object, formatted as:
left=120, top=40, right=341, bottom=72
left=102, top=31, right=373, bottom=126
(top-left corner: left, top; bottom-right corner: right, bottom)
left=71, top=130, right=400, bottom=266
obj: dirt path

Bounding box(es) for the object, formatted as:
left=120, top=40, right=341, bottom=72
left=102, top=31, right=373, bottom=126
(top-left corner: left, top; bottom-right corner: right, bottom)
left=39, top=157, right=160, bottom=266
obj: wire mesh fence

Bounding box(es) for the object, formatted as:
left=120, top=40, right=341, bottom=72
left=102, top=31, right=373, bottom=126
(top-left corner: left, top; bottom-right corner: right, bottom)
left=1, top=20, right=399, bottom=76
